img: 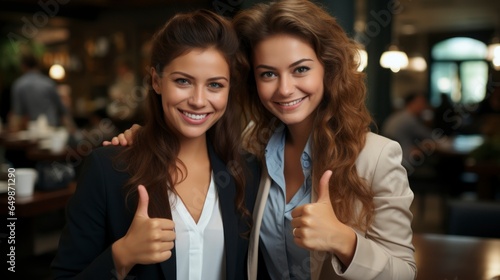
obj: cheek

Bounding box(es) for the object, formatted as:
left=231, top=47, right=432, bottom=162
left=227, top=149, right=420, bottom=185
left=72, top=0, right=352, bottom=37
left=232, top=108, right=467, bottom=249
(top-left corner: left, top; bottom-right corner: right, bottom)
left=256, top=82, right=274, bottom=102
left=315, top=82, right=324, bottom=98
left=308, top=74, right=324, bottom=98
left=212, top=92, right=230, bottom=111
left=160, top=93, right=174, bottom=110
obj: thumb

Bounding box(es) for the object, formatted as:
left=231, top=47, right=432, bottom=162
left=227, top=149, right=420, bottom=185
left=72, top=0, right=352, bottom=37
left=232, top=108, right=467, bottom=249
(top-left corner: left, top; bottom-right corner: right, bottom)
left=317, top=170, right=333, bottom=204
left=135, top=185, right=150, bottom=218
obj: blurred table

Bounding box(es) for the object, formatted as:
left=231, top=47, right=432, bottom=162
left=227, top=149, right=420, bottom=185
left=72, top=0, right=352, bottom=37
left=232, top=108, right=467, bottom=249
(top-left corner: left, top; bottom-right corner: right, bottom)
left=0, top=181, right=76, bottom=217
left=0, top=182, right=76, bottom=257
left=25, top=146, right=72, bottom=162
left=1, top=131, right=82, bottom=164
left=1, top=131, right=41, bottom=168
left=413, top=233, right=500, bottom=280
left=0, top=131, right=37, bottom=146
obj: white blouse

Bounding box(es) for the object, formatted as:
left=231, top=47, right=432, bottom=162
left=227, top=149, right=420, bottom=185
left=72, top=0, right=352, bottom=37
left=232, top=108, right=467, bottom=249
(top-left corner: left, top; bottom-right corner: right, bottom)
left=169, top=174, right=226, bottom=280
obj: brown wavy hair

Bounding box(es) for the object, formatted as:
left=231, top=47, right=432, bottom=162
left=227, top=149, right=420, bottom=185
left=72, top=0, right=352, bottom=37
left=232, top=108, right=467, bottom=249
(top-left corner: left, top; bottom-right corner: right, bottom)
left=234, top=0, right=375, bottom=230
left=116, top=9, right=249, bottom=221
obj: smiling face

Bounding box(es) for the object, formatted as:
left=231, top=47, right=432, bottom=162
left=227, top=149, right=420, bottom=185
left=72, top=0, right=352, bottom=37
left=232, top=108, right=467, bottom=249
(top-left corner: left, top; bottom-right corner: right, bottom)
left=252, top=34, right=325, bottom=129
left=152, top=47, right=230, bottom=141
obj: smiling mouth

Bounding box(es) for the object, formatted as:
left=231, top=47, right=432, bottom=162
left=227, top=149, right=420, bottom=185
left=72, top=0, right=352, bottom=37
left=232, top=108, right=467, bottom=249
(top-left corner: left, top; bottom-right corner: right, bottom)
left=180, top=110, right=209, bottom=120
left=276, top=97, right=306, bottom=107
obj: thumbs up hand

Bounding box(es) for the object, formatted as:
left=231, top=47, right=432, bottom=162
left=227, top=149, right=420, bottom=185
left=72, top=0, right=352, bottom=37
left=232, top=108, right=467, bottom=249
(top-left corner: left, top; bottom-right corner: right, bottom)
left=112, top=185, right=175, bottom=276
left=291, top=171, right=356, bottom=262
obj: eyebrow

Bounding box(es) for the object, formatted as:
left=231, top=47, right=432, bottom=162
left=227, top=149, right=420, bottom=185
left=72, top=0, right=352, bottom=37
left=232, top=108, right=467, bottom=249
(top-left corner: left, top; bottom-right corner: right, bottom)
left=169, top=71, right=229, bottom=82
left=255, top=58, right=314, bottom=70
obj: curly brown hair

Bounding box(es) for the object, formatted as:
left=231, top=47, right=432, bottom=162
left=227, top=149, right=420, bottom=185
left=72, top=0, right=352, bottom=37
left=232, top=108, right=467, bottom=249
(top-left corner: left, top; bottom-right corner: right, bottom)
left=234, top=0, right=375, bottom=230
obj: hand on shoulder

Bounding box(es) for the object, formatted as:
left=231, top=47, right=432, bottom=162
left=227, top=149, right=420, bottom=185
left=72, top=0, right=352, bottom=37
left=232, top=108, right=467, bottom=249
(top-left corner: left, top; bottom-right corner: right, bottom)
left=102, top=124, right=142, bottom=146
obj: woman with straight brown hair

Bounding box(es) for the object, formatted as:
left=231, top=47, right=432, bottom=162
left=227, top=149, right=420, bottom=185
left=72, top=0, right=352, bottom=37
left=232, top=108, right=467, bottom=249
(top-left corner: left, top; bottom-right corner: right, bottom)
left=52, top=9, right=260, bottom=280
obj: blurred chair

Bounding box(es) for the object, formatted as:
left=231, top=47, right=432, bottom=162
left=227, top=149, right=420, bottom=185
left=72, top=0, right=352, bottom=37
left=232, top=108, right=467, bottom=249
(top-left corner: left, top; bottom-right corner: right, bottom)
left=446, top=200, right=500, bottom=238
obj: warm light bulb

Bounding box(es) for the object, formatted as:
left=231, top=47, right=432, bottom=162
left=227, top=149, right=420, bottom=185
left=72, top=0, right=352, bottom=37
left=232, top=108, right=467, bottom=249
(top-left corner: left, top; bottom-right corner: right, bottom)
left=408, top=56, right=427, bottom=72
left=390, top=66, right=401, bottom=73
left=49, top=64, right=65, bottom=80
left=487, top=42, right=500, bottom=61
left=493, top=56, right=500, bottom=70
left=380, top=45, right=408, bottom=72
left=356, top=48, right=368, bottom=72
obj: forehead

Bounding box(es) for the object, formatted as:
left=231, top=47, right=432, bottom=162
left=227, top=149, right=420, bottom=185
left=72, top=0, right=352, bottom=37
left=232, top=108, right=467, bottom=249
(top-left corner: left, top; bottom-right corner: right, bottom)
left=252, top=34, right=317, bottom=65
left=163, top=47, right=229, bottom=74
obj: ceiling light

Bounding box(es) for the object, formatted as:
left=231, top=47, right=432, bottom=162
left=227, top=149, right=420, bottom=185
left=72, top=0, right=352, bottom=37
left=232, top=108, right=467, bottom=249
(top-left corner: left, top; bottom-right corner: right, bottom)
left=380, top=44, right=408, bottom=73
left=355, top=48, right=368, bottom=72
left=487, top=36, right=500, bottom=61
left=493, top=56, right=500, bottom=71
left=407, top=56, right=427, bottom=72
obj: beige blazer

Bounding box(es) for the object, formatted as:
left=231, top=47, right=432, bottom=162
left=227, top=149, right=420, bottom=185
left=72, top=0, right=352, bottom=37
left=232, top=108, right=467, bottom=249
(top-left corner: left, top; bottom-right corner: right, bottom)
left=248, top=132, right=417, bottom=280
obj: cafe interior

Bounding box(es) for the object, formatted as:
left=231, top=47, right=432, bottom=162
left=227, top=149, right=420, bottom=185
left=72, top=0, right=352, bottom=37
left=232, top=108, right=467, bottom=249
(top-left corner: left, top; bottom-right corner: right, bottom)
left=0, top=0, right=499, bottom=279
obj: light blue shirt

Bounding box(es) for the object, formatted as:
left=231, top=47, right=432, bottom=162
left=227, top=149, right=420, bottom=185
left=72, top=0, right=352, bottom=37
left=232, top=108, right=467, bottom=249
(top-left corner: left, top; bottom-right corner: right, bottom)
left=260, top=124, right=312, bottom=280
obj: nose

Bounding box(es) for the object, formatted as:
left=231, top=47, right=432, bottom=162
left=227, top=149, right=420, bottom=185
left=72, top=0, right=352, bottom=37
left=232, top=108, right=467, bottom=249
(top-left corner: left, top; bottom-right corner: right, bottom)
left=278, top=74, right=294, bottom=96
left=187, top=86, right=207, bottom=108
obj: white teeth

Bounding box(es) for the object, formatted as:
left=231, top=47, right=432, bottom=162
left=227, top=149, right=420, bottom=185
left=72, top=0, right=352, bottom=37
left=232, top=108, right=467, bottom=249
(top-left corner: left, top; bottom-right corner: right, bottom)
left=280, top=97, right=304, bottom=107
left=183, top=111, right=207, bottom=120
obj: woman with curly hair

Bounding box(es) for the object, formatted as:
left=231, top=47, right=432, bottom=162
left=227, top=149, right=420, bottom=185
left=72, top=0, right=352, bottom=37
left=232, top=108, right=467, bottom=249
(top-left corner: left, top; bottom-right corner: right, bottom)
left=107, top=1, right=416, bottom=279
left=234, top=1, right=415, bottom=279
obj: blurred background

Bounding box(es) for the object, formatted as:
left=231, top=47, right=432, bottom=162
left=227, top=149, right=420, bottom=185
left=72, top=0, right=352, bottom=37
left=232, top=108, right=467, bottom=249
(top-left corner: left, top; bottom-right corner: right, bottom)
left=0, top=0, right=499, bottom=279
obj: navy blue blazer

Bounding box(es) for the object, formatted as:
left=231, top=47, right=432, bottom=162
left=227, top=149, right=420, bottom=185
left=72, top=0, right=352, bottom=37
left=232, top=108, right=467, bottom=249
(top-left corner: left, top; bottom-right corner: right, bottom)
left=51, top=144, right=261, bottom=279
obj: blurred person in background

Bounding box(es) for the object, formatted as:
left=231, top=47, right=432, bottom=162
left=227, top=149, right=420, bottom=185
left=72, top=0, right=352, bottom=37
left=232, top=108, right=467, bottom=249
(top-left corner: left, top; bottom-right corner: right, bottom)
left=6, top=53, right=77, bottom=168
left=381, top=91, right=469, bottom=199
left=7, top=53, right=75, bottom=133
left=382, top=91, right=448, bottom=172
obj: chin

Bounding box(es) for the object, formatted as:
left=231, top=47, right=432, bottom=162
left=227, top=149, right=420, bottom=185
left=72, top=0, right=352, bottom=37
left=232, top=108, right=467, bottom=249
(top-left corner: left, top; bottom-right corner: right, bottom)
left=277, top=115, right=307, bottom=125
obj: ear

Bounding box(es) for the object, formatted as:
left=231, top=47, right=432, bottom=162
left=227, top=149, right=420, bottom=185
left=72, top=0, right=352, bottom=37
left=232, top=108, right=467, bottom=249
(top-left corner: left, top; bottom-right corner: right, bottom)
left=151, top=67, right=161, bottom=94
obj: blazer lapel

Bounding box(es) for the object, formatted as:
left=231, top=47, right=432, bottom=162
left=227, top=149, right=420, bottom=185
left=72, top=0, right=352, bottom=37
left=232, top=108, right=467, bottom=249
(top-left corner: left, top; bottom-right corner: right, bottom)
left=208, top=143, right=238, bottom=280
left=248, top=170, right=271, bottom=280
left=247, top=170, right=329, bottom=280
left=159, top=248, right=177, bottom=279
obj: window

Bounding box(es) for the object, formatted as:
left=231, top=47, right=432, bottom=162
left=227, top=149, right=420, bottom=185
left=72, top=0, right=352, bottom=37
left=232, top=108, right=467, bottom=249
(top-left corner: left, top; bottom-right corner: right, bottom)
left=430, top=37, right=489, bottom=107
